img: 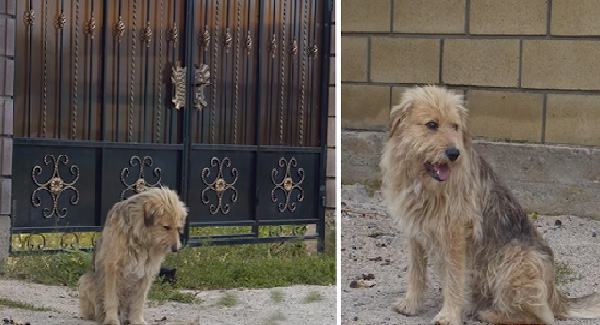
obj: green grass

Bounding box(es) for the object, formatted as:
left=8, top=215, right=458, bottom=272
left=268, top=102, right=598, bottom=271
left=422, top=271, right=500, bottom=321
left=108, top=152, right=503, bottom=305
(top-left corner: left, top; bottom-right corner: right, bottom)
left=270, top=289, right=285, bottom=303
left=217, top=292, right=238, bottom=307
left=301, top=291, right=323, bottom=304
left=2, top=233, right=335, bottom=305
left=0, top=297, right=53, bottom=312
left=555, top=261, right=577, bottom=285
left=264, top=311, right=287, bottom=325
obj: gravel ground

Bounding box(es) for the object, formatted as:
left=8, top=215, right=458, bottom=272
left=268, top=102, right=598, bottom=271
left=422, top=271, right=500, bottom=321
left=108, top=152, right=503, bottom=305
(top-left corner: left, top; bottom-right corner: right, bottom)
left=0, top=280, right=335, bottom=325
left=341, top=184, right=600, bottom=325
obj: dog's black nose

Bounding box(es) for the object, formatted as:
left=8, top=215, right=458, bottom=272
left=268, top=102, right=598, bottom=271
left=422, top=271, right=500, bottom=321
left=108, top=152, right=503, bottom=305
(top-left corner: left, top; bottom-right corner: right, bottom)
left=445, top=148, right=460, bottom=161
left=171, top=244, right=178, bottom=252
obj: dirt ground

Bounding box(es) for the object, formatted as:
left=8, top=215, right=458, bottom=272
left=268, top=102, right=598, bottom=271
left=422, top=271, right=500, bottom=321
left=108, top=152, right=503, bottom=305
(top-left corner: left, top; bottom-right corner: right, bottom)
left=0, top=280, right=335, bottom=325
left=341, top=184, right=600, bottom=325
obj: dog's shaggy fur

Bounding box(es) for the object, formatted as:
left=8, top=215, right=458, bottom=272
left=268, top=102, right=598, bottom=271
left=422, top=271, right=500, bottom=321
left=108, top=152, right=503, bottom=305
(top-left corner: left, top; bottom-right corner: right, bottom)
left=78, top=187, right=188, bottom=325
left=380, top=86, right=600, bottom=324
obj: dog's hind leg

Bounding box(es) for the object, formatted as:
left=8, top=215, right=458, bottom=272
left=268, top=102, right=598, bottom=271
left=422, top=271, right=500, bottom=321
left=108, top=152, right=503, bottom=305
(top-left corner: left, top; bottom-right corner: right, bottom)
left=392, top=238, right=428, bottom=316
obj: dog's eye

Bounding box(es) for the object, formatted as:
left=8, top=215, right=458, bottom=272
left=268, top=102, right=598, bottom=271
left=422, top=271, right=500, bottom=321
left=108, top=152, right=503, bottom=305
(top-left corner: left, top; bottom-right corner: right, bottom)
left=425, top=121, right=438, bottom=130
left=163, top=225, right=171, bottom=231
left=451, top=123, right=459, bottom=131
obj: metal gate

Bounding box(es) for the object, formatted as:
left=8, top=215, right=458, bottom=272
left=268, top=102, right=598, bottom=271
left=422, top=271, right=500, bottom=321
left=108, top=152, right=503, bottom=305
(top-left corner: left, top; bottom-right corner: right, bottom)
left=11, top=0, right=332, bottom=253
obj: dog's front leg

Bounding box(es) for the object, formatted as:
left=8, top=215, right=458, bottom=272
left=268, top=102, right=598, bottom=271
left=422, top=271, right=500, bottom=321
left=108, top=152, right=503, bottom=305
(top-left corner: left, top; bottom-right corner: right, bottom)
left=432, top=227, right=466, bottom=325
left=393, top=238, right=428, bottom=315
left=103, top=263, right=120, bottom=325
left=127, top=276, right=152, bottom=324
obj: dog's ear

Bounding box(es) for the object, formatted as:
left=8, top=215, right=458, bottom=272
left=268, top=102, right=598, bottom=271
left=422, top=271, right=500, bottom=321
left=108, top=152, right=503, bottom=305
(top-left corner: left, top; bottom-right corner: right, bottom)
left=143, top=201, right=164, bottom=227
left=389, top=99, right=412, bottom=137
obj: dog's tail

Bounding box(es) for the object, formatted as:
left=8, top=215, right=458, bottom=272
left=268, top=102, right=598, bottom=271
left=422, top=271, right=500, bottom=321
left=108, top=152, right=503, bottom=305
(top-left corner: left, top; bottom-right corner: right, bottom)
left=559, top=291, right=600, bottom=319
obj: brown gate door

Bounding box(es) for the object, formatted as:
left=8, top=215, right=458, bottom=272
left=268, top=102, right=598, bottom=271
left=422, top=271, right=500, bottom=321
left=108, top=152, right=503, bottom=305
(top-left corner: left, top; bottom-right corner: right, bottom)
left=11, top=0, right=332, bottom=253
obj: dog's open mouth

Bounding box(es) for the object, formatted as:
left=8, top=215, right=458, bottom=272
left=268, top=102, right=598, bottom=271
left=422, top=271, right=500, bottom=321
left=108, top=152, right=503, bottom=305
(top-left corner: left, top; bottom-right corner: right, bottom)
left=424, top=162, right=449, bottom=182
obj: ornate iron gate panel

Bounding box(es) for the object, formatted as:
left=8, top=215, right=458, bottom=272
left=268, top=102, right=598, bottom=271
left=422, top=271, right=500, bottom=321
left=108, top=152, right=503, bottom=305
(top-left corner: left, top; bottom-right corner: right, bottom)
left=11, top=0, right=332, bottom=253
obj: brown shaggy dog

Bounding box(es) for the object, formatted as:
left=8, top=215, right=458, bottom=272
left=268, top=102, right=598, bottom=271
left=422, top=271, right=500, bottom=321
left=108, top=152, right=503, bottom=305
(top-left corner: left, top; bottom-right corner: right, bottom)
left=380, top=86, right=600, bottom=324
left=78, top=187, right=188, bottom=325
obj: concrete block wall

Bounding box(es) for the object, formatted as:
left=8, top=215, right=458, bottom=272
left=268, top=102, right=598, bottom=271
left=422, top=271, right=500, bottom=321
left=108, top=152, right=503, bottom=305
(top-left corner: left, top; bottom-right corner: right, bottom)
left=326, top=4, right=336, bottom=218
left=341, top=0, right=600, bottom=146
left=0, top=0, right=14, bottom=261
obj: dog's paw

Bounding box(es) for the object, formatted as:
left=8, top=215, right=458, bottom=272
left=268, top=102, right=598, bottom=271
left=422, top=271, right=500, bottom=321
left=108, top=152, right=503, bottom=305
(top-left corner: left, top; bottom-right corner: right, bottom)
left=103, top=319, right=120, bottom=325
left=432, top=311, right=461, bottom=325
left=391, top=298, right=420, bottom=316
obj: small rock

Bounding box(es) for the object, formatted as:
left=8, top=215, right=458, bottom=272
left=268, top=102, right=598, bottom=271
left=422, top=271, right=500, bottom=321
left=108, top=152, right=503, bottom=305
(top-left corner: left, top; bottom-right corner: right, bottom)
left=368, top=256, right=382, bottom=262
left=353, top=316, right=359, bottom=321
left=555, top=219, right=562, bottom=227
left=593, top=232, right=597, bottom=238
left=362, top=273, right=375, bottom=280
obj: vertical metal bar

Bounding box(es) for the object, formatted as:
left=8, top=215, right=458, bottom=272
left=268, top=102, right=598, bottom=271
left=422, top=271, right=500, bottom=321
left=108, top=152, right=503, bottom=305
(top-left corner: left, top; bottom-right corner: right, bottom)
left=316, top=0, right=331, bottom=253
left=41, top=0, right=48, bottom=137
left=128, top=0, right=138, bottom=142
left=26, top=0, right=33, bottom=137
left=278, top=0, right=287, bottom=145
left=57, top=0, right=65, bottom=138
left=142, top=0, right=150, bottom=143
left=182, top=0, right=195, bottom=245
left=297, top=0, right=308, bottom=146
left=154, top=0, right=165, bottom=143
left=71, top=0, right=80, bottom=140
left=115, top=0, right=122, bottom=142
left=168, top=1, right=176, bottom=144
left=100, top=0, right=108, bottom=141
left=232, top=0, right=241, bottom=144
left=87, top=0, right=95, bottom=140
left=252, top=0, right=265, bottom=236
left=210, top=0, right=220, bottom=144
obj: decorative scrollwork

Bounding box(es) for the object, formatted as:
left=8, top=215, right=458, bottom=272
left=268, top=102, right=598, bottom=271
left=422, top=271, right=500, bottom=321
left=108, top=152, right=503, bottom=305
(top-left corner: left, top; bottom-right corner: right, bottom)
left=309, top=44, right=319, bottom=57
left=270, top=34, right=277, bottom=58
left=85, top=14, right=96, bottom=39
left=271, top=157, right=304, bottom=213
left=224, top=28, right=232, bottom=51
left=120, top=156, right=162, bottom=200
left=245, top=30, right=252, bottom=53
left=11, top=232, right=98, bottom=252
left=114, top=16, right=125, bottom=40
left=55, top=13, right=66, bottom=30
left=194, top=64, right=210, bottom=110
left=201, top=157, right=238, bottom=215
left=24, top=9, right=35, bottom=26
left=171, top=62, right=186, bottom=110
left=142, top=21, right=152, bottom=47
left=169, top=23, right=179, bottom=47
left=201, top=26, right=210, bottom=50
left=31, top=155, right=80, bottom=219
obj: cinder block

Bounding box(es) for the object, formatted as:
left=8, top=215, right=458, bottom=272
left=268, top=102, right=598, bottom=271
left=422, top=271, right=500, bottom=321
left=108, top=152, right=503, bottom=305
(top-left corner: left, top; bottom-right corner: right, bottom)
left=470, top=0, right=546, bottom=35
left=371, top=38, right=439, bottom=83
left=341, top=84, right=390, bottom=131
left=467, top=90, right=543, bottom=142
left=2, top=99, right=12, bottom=136
left=0, top=178, right=9, bottom=215
left=551, top=0, right=600, bottom=35
left=341, top=0, right=391, bottom=32
left=326, top=177, right=336, bottom=208
left=393, top=0, right=465, bottom=34
left=327, top=148, right=336, bottom=177
left=327, top=116, right=335, bottom=147
left=442, top=39, right=519, bottom=87
left=546, top=94, right=600, bottom=145
left=522, top=40, right=600, bottom=90
left=341, top=37, right=368, bottom=82
left=328, top=87, right=335, bottom=117
left=1, top=137, right=10, bottom=176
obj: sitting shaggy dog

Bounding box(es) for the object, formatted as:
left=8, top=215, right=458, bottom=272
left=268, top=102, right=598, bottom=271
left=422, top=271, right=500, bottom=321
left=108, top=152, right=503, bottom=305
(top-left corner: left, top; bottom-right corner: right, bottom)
left=380, top=86, right=600, bottom=324
left=78, top=187, right=188, bottom=325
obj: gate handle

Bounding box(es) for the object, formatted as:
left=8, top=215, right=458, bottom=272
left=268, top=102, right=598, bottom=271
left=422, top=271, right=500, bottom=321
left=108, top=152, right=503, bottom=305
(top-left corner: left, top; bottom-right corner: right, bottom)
left=171, top=62, right=210, bottom=111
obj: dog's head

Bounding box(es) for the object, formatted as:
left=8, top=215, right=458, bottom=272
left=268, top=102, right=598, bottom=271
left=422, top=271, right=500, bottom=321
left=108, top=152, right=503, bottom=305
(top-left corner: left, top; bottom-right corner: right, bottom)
left=140, top=187, right=188, bottom=254
left=387, top=86, right=470, bottom=184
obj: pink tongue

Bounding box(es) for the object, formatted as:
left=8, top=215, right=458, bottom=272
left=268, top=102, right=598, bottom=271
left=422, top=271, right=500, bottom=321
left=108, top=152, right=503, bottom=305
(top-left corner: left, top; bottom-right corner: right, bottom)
left=434, top=164, right=449, bottom=181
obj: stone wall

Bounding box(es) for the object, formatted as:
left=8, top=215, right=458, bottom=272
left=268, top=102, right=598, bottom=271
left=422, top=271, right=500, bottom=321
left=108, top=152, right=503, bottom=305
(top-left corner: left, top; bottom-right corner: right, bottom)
left=342, top=0, right=600, bottom=145
left=0, top=0, right=15, bottom=261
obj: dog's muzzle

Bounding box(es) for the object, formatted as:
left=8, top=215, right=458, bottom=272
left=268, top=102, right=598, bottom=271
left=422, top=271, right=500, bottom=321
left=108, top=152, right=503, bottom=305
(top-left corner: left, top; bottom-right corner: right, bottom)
left=171, top=244, right=179, bottom=252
